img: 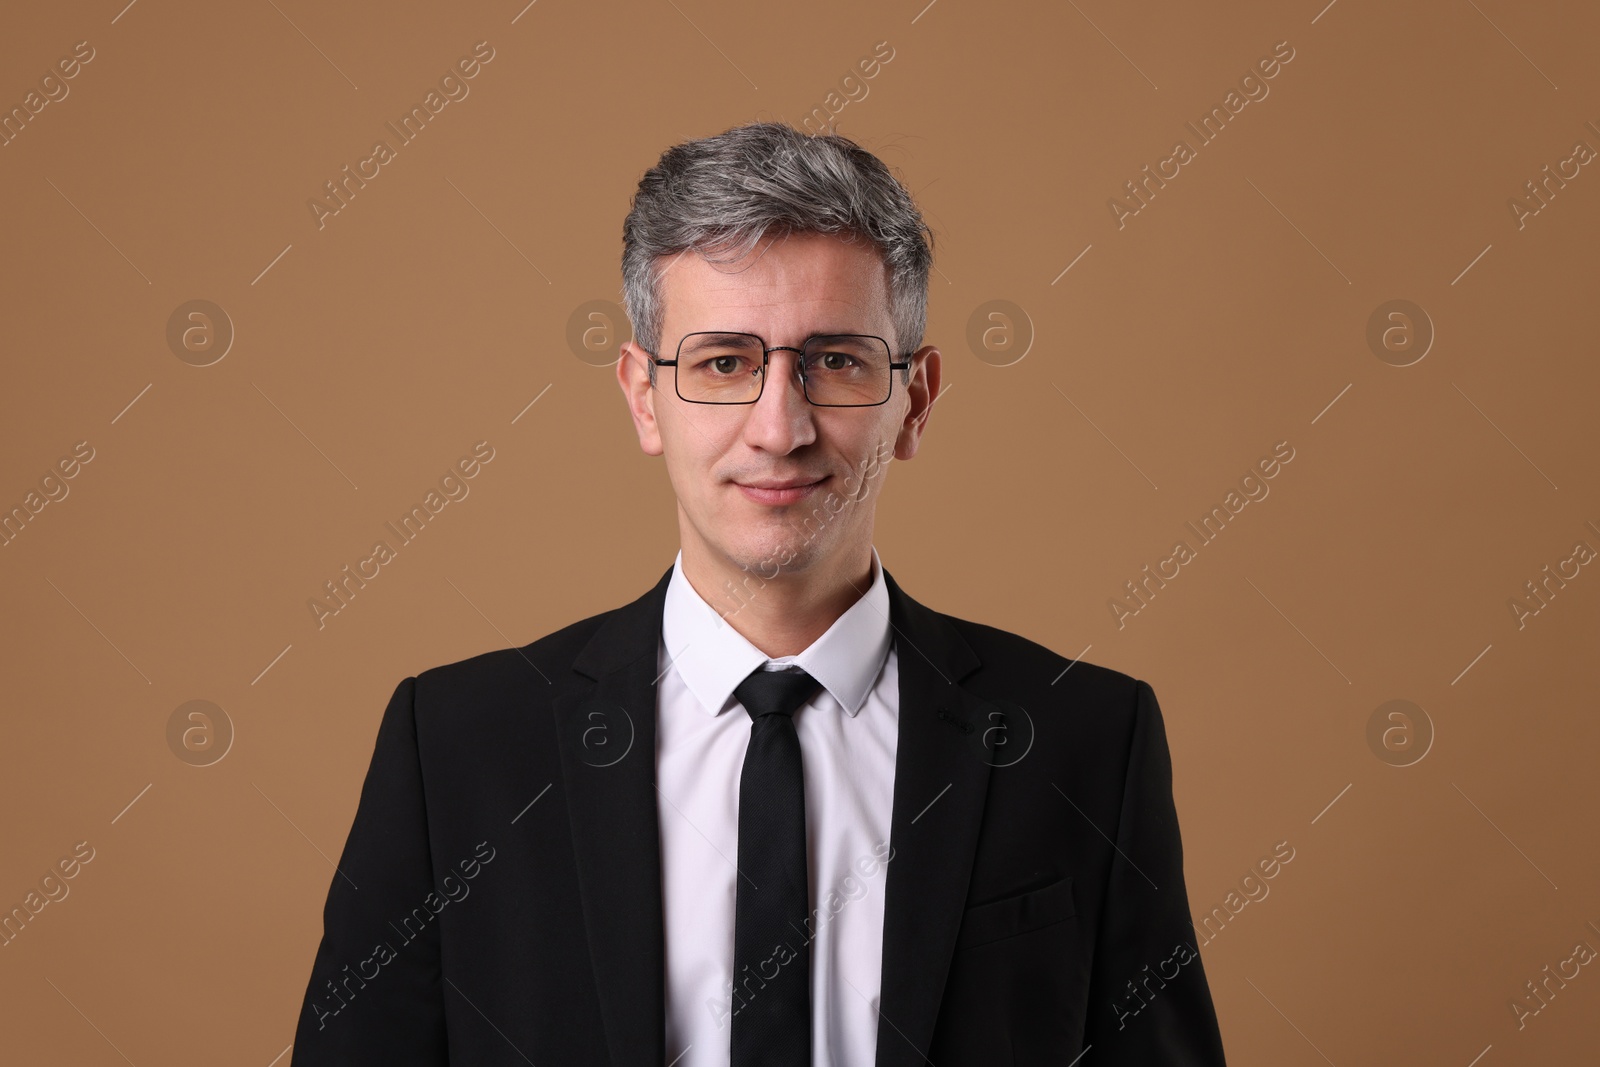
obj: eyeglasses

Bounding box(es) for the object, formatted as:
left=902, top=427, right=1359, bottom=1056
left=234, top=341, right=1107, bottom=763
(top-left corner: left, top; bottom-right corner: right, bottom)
left=647, top=332, right=912, bottom=407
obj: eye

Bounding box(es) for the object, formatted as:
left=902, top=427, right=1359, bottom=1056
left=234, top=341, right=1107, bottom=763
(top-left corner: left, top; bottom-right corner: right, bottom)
left=698, top=354, right=755, bottom=376
left=681, top=335, right=764, bottom=377
left=804, top=338, right=881, bottom=375
left=818, top=351, right=858, bottom=371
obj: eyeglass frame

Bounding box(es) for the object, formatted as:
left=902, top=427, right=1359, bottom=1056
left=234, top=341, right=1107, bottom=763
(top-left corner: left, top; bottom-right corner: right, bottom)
left=644, top=331, right=914, bottom=407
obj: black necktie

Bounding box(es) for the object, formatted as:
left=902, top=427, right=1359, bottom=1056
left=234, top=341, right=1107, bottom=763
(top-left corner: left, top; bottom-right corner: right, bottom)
left=730, top=665, right=821, bottom=1067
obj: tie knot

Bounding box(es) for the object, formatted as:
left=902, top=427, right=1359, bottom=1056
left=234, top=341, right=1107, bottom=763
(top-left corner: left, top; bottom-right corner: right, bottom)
left=734, top=665, right=821, bottom=721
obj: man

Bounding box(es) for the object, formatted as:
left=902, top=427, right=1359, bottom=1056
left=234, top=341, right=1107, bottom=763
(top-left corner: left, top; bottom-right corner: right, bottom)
left=291, top=121, right=1226, bottom=1065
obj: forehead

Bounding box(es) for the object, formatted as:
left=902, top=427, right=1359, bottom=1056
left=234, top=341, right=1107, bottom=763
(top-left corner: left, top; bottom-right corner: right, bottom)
left=658, top=231, right=892, bottom=344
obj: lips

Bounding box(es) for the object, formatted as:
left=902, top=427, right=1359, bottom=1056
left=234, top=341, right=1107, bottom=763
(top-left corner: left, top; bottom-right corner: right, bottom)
left=736, top=477, right=825, bottom=490
left=733, top=476, right=827, bottom=506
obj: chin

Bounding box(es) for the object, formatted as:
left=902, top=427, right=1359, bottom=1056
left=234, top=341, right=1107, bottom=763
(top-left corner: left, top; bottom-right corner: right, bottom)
left=721, top=530, right=825, bottom=579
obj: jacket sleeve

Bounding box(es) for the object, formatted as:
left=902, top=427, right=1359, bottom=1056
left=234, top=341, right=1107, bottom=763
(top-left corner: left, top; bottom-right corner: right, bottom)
left=1082, top=679, right=1227, bottom=1064
left=290, top=676, right=449, bottom=1065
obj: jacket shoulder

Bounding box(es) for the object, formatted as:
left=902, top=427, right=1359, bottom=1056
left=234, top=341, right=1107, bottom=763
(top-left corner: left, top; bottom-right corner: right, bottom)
left=942, top=610, right=1138, bottom=686
left=939, top=610, right=1144, bottom=707
left=409, top=602, right=616, bottom=705
left=934, top=610, right=1155, bottom=771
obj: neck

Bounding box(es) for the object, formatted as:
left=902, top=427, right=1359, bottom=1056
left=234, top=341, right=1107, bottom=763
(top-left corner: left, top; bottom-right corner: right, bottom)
left=680, top=541, right=875, bottom=658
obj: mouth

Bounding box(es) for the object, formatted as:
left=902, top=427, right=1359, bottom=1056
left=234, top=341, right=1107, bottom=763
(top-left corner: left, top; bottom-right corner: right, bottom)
left=733, top=476, right=827, bottom=506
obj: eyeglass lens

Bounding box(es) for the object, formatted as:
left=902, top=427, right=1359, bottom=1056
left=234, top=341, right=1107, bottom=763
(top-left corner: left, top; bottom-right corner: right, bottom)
left=675, top=333, right=892, bottom=405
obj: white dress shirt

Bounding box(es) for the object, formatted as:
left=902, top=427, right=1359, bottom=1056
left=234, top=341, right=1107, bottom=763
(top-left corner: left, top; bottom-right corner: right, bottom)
left=656, top=545, right=899, bottom=1067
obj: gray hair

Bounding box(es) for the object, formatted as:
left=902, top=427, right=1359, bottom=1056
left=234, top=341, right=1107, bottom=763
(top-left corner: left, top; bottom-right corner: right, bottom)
left=621, top=121, right=934, bottom=388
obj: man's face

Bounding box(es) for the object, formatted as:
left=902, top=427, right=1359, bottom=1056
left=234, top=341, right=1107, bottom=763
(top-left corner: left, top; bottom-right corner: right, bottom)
left=617, top=231, right=939, bottom=583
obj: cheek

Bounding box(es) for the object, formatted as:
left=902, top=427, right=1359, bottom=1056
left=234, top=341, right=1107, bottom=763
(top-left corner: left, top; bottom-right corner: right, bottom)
left=856, top=424, right=898, bottom=475
left=663, top=449, right=708, bottom=503
left=662, top=417, right=732, bottom=496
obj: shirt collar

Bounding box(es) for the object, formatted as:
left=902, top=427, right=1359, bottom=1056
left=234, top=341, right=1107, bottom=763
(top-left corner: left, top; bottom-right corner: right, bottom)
left=662, top=546, right=892, bottom=718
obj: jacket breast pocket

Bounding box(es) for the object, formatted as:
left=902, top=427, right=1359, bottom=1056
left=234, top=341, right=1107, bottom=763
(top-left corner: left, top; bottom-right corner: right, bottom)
left=954, top=875, right=1076, bottom=951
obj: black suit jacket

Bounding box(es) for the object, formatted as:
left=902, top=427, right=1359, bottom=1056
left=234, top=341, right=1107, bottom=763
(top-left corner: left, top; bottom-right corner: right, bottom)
left=291, top=563, right=1226, bottom=1065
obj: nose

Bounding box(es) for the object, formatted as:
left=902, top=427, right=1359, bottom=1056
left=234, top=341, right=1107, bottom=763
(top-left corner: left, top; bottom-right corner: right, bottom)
left=741, top=349, right=816, bottom=452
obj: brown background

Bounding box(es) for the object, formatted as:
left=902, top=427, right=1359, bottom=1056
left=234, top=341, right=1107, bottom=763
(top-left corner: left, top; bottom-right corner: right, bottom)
left=2, top=0, right=1597, bottom=1063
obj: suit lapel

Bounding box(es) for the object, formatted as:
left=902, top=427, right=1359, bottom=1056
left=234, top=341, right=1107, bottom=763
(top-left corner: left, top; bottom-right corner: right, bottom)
left=874, top=567, right=993, bottom=1067
left=551, top=565, right=675, bottom=1067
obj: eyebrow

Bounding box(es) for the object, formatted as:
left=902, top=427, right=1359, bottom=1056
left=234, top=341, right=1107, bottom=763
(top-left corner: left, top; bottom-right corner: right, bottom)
left=680, top=333, right=763, bottom=352
left=679, top=330, right=871, bottom=352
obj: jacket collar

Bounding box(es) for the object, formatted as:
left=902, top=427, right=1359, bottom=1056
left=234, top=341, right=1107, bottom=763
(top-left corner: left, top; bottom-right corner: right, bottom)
left=549, top=561, right=995, bottom=1067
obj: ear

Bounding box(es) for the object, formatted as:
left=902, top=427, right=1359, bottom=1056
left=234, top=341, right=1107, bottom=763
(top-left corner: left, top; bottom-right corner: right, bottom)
left=893, top=345, right=941, bottom=461
left=616, top=341, right=664, bottom=456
